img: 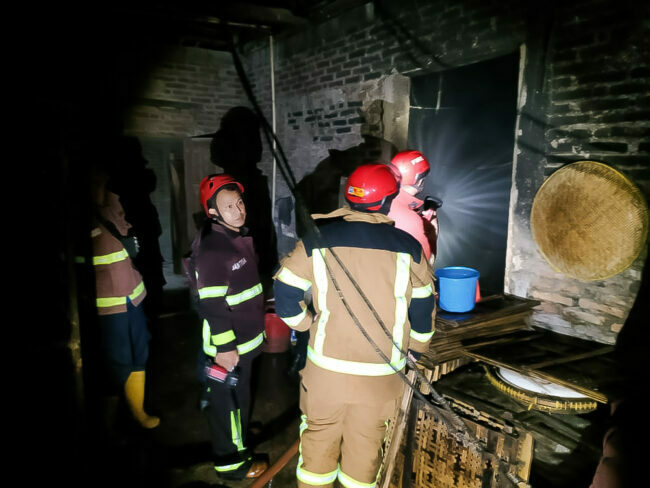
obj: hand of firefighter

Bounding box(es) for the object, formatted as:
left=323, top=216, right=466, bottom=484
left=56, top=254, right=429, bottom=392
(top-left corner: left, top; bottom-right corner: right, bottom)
left=407, top=350, right=421, bottom=363
left=215, top=349, right=239, bottom=371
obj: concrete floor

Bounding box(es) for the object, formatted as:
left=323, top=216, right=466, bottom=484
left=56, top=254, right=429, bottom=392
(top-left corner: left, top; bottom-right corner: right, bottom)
left=98, top=277, right=301, bottom=488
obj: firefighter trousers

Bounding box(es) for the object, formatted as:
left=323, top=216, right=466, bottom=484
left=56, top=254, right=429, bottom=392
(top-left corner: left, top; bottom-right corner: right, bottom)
left=297, top=385, right=398, bottom=488
left=202, top=354, right=254, bottom=478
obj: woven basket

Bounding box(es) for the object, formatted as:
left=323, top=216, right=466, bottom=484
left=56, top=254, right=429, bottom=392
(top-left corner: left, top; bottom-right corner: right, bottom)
left=530, top=161, right=648, bottom=281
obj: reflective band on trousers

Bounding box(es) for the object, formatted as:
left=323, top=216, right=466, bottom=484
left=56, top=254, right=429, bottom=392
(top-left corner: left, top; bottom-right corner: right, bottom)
left=277, top=267, right=312, bottom=291
left=338, top=470, right=377, bottom=488
left=96, top=281, right=145, bottom=308
left=307, top=346, right=406, bottom=376
left=214, top=461, right=246, bottom=472
left=231, top=409, right=244, bottom=451
left=93, top=249, right=129, bottom=266
left=226, top=283, right=263, bottom=306
left=412, top=283, right=433, bottom=298
left=410, top=328, right=434, bottom=342
left=297, top=414, right=339, bottom=485
left=199, top=285, right=228, bottom=299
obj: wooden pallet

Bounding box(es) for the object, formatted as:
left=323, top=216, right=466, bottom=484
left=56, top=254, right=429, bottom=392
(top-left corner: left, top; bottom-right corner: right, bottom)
left=379, top=361, right=533, bottom=488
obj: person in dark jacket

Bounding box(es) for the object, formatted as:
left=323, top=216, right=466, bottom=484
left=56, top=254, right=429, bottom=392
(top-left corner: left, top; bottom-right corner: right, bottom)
left=187, top=174, right=268, bottom=481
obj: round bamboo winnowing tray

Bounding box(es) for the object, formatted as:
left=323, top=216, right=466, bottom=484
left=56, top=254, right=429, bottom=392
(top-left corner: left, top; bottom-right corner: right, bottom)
left=531, top=161, right=648, bottom=281
left=485, top=366, right=598, bottom=414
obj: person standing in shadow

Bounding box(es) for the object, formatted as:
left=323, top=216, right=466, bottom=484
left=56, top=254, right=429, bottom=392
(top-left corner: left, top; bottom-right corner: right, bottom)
left=210, top=107, right=278, bottom=293
left=110, top=137, right=166, bottom=328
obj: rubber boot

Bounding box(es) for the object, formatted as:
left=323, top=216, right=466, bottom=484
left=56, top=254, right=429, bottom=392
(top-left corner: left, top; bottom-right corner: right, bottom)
left=124, top=371, right=160, bottom=429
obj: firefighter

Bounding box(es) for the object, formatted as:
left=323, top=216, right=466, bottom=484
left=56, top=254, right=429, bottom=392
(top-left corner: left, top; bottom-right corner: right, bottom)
left=273, top=164, right=436, bottom=488
left=92, top=188, right=160, bottom=430
left=387, top=150, right=438, bottom=263
left=186, top=174, right=268, bottom=480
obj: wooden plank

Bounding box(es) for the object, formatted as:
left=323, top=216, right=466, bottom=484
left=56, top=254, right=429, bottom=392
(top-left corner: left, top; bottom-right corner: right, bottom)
left=463, top=351, right=609, bottom=403
left=379, top=369, right=416, bottom=488
left=462, top=333, right=540, bottom=351
left=526, top=346, right=613, bottom=369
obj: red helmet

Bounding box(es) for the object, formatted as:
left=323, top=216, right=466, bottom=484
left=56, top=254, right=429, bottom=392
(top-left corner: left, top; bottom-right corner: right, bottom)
left=389, top=150, right=430, bottom=187
left=199, top=174, right=244, bottom=216
left=345, top=163, right=399, bottom=212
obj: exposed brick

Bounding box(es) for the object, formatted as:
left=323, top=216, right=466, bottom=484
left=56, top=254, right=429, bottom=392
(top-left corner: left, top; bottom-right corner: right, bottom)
left=361, top=55, right=381, bottom=65
left=549, top=103, right=573, bottom=114
left=580, top=98, right=630, bottom=112
left=609, top=83, right=649, bottom=96
left=348, top=101, right=363, bottom=107
left=577, top=71, right=627, bottom=84
left=343, top=59, right=360, bottom=69
left=319, top=74, right=334, bottom=82
left=345, top=75, right=362, bottom=84
left=588, top=141, right=628, bottom=152
left=364, top=72, right=382, bottom=81
left=548, top=128, right=592, bottom=140
left=324, top=113, right=338, bottom=119
left=332, top=120, right=346, bottom=126
left=639, top=142, right=650, bottom=153
left=556, top=33, right=597, bottom=50
left=593, top=155, right=650, bottom=166
left=348, top=48, right=366, bottom=59
left=328, top=80, right=344, bottom=87
left=578, top=298, right=626, bottom=318
left=320, top=136, right=333, bottom=141
left=601, top=110, right=650, bottom=123
left=348, top=117, right=365, bottom=124
left=549, top=114, right=591, bottom=125
left=609, top=126, right=650, bottom=137
left=353, top=66, right=371, bottom=75
left=336, top=127, right=352, bottom=133
left=631, top=66, right=650, bottom=78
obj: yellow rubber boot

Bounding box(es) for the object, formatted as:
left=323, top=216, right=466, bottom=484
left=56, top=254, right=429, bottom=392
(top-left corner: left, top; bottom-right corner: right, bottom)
left=124, top=371, right=160, bottom=429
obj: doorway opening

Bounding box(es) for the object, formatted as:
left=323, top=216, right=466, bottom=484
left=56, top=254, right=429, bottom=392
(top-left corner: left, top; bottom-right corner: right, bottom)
left=408, top=51, right=520, bottom=295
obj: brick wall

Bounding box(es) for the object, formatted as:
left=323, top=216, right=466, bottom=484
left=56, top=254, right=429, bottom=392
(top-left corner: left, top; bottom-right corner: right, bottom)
left=506, top=0, right=649, bottom=343
left=124, top=47, right=249, bottom=137
left=240, top=0, right=648, bottom=344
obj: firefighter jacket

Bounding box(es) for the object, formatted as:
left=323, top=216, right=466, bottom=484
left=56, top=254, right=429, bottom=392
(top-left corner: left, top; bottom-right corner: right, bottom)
left=273, top=207, right=436, bottom=403
left=388, top=189, right=437, bottom=263
left=92, top=193, right=147, bottom=316
left=188, top=222, right=265, bottom=358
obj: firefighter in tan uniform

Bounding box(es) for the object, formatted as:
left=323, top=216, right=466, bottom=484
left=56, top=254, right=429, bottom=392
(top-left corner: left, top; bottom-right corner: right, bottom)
left=273, top=164, right=436, bottom=488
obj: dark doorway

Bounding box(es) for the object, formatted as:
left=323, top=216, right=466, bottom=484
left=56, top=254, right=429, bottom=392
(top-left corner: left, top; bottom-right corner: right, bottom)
left=408, top=51, right=520, bottom=295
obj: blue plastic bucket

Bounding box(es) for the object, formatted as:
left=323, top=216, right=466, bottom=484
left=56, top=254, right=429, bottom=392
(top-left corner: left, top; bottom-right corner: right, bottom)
left=434, top=266, right=480, bottom=313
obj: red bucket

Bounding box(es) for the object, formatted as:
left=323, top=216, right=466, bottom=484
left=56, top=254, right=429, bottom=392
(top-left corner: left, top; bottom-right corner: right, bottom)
left=263, top=312, right=291, bottom=353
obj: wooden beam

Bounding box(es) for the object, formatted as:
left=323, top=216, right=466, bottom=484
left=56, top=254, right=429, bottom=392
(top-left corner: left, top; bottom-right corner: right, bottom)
left=463, top=351, right=609, bottom=403
left=525, top=346, right=613, bottom=370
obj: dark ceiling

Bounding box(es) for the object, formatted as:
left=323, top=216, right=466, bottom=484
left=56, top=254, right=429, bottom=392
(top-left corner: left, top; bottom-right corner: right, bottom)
left=111, top=0, right=371, bottom=51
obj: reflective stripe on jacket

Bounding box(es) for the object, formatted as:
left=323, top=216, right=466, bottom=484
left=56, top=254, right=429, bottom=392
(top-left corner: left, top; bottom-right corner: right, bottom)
left=273, top=208, right=435, bottom=386
left=92, top=224, right=147, bottom=315
left=189, top=222, right=265, bottom=356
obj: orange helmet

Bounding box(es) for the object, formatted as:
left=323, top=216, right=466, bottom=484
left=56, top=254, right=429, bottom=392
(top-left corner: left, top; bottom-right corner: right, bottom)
left=389, top=150, right=430, bottom=187
left=199, top=174, right=244, bottom=216
left=345, top=164, right=399, bottom=212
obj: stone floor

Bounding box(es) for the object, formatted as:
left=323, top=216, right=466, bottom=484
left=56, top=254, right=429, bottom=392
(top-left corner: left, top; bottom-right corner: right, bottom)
left=92, top=277, right=301, bottom=488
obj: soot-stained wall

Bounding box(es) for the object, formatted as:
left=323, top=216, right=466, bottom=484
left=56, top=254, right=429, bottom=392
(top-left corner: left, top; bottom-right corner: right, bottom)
left=241, top=0, right=649, bottom=344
